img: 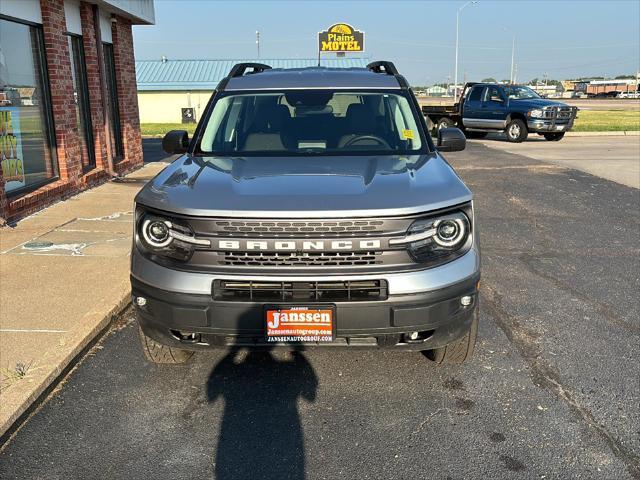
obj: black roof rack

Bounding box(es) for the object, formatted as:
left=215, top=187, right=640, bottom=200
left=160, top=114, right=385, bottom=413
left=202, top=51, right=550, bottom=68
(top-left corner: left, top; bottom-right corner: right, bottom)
left=366, top=61, right=408, bottom=89
left=366, top=61, right=399, bottom=76
left=217, top=63, right=272, bottom=90
left=228, top=63, right=272, bottom=78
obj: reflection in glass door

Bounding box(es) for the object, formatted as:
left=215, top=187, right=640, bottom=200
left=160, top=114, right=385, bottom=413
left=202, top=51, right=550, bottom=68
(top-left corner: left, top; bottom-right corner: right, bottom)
left=102, top=43, right=124, bottom=161
left=67, top=34, right=95, bottom=171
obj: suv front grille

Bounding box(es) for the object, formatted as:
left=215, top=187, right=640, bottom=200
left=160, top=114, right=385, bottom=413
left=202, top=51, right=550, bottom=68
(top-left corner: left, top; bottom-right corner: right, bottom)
left=221, top=251, right=383, bottom=267
left=213, top=280, right=388, bottom=302
left=213, top=219, right=386, bottom=236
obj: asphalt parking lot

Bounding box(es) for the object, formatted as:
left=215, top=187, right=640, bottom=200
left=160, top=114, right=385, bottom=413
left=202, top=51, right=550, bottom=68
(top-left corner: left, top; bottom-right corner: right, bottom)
left=1, top=139, right=639, bottom=480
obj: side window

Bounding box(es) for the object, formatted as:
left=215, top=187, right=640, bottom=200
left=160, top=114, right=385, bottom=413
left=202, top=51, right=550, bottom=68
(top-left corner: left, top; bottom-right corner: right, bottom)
left=387, top=95, right=422, bottom=150
left=483, top=86, right=503, bottom=102
left=468, top=86, right=484, bottom=102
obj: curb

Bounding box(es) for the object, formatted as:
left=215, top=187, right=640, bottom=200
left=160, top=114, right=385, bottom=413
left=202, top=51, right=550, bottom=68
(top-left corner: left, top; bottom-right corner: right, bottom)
left=0, top=291, right=131, bottom=444
left=566, top=131, right=639, bottom=137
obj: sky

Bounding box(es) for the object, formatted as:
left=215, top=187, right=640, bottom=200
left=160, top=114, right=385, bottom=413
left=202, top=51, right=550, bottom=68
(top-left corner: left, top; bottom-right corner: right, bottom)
left=132, top=0, right=640, bottom=86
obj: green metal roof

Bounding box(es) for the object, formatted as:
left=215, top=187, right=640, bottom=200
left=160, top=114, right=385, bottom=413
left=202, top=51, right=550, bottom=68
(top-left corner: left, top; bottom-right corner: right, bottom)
left=135, top=58, right=371, bottom=91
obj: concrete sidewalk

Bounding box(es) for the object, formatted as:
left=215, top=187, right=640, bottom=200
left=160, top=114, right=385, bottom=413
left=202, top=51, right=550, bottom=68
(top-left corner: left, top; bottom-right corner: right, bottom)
left=0, top=162, right=166, bottom=439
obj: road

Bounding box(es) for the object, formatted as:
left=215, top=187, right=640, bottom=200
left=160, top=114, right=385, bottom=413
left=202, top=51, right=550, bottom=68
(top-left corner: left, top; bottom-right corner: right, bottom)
left=1, top=140, right=639, bottom=480
left=479, top=135, right=640, bottom=189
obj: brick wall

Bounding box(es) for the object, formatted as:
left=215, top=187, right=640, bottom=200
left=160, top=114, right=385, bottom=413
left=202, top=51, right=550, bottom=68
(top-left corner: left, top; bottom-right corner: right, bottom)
left=79, top=2, right=110, bottom=173
left=0, top=4, right=144, bottom=224
left=40, top=0, right=83, bottom=185
left=111, top=17, right=143, bottom=175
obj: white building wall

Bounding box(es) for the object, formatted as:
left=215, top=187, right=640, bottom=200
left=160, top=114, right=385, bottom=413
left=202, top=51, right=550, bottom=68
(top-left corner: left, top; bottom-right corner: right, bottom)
left=138, top=91, right=213, bottom=124
left=99, top=0, right=155, bottom=24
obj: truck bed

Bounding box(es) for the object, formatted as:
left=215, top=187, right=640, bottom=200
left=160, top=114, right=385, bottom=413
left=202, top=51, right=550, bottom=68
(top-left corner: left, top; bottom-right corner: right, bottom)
left=421, top=104, right=460, bottom=115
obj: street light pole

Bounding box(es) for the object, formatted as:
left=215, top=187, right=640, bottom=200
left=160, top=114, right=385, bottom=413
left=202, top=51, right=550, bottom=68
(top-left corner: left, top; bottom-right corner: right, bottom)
left=454, top=1, right=477, bottom=98
left=510, top=35, right=515, bottom=83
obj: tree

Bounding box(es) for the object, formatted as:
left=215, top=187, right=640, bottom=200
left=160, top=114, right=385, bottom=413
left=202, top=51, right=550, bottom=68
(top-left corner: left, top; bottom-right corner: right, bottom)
left=481, top=77, right=497, bottom=83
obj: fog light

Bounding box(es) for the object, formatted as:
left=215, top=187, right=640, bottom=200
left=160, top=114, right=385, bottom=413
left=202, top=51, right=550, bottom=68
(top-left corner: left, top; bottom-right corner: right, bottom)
left=408, top=331, right=419, bottom=340
left=135, top=296, right=147, bottom=307
left=460, top=295, right=472, bottom=306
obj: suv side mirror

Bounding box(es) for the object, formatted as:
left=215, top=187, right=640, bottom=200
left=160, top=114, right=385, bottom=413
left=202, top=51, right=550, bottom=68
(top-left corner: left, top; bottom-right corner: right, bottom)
left=162, top=130, right=190, bottom=154
left=437, top=127, right=466, bottom=152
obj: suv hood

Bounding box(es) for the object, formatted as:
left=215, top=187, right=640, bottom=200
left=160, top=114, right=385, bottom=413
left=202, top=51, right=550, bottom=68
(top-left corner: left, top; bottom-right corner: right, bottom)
left=136, top=154, right=472, bottom=218
left=510, top=98, right=569, bottom=109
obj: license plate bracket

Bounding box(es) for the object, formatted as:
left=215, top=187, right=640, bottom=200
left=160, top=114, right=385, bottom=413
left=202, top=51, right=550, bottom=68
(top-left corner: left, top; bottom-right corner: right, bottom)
left=264, top=305, right=336, bottom=343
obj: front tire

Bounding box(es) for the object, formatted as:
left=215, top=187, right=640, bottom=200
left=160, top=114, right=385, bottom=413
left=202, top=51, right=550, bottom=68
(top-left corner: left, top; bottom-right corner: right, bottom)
left=505, top=119, right=528, bottom=143
left=425, top=307, right=478, bottom=365
left=437, top=117, right=456, bottom=130
left=138, top=325, right=194, bottom=364
left=543, top=132, right=565, bottom=141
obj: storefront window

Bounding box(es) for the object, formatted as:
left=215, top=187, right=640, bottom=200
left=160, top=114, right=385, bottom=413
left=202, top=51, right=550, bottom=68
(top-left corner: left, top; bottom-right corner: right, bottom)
left=0, top=17, right=58, bottom=195
left=102, top=43, right=123, bottom=161
left=67, top=34, right=95, bottom=171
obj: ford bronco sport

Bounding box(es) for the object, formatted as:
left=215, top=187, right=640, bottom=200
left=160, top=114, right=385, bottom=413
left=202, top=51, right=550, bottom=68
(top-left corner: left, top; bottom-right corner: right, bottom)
left=131, top=61, right=480, bottom=364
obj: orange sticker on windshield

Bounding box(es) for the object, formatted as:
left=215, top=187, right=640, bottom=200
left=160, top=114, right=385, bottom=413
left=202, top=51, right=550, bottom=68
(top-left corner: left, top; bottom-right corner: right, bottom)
left=402, top=129, right=414, bottom=139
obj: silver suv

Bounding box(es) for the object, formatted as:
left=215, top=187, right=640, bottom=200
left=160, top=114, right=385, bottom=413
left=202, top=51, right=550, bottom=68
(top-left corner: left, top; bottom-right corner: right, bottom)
left=131, top=62, right=480, bottom=365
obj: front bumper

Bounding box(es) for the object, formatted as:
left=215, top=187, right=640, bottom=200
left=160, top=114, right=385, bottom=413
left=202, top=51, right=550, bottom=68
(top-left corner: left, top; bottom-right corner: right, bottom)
left=527, top=106, right=578, bottom=132
left=131, top=247, right=481, bottom=351
left=527, top=119, right=575, bottom=132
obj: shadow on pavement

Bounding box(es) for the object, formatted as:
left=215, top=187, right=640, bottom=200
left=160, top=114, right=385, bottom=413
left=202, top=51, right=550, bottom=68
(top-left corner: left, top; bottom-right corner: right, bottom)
left=207, top=348, right=318, bottom=480
left=143, top=138, right=179, bottom=163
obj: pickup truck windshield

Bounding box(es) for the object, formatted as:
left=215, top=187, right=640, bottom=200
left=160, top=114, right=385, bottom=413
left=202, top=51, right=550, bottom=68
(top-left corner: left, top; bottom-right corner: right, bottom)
left=506, top=86, right=541, bottom=100
left=198, top=91, right=424, bottom=155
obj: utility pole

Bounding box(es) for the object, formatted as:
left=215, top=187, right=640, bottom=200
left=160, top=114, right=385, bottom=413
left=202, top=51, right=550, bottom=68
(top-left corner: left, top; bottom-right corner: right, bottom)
left=256, top=30, right=260, bottom=59
left=454, top=1, right=477, bottom=98
left=510, top=35, right=515, bottom=83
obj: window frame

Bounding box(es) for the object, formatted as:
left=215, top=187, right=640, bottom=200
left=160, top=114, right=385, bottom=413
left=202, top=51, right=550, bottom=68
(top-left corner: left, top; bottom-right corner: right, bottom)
left=66, top=32, right=96, bottom=172
left=1, top=14, right=60, bottom=199
left=102, top=42, right=124, bottom=162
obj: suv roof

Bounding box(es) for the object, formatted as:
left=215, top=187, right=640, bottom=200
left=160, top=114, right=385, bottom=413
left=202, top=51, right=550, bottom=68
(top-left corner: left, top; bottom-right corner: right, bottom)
left=219, top=61, right=409, bottom=91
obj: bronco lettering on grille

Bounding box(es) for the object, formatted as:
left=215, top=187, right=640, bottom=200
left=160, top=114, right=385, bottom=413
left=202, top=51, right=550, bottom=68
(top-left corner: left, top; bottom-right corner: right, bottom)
left=214, top=239, right=383, bottom=251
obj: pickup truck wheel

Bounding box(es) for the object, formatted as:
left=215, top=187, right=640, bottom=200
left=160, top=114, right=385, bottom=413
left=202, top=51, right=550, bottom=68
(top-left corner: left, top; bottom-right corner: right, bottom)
left=543, top=132, right=565, bottom=141
left=505, top=119, right=528, bottom=143
left=437, top=117, right=455, bottom=130
left=138, top=325, right=194, bottom=364
left=425, top=307, right=478, bottom=365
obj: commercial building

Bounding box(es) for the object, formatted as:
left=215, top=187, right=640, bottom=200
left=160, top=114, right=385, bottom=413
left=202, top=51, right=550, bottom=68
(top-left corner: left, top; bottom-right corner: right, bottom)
left=0, top=0, right=154, bottom=222
left=136, top=58, right=370, bottom=124
left=586, top=78, right=640, bottom=96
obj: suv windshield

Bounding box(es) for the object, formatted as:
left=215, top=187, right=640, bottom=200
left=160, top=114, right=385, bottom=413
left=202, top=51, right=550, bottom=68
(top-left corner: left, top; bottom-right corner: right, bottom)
left=506, top=86, right=541, bottom=100
left=198, top=91, right=425, bottom=155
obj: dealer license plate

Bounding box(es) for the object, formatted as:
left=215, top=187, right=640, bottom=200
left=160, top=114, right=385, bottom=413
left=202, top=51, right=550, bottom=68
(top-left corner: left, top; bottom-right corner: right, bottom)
left=265, top=306, right=335, bottom=343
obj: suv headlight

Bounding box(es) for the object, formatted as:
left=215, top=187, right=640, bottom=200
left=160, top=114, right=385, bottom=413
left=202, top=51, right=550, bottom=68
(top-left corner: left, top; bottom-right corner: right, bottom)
left=136, top=209, right=209, bottom=262
left=392, top=211, right=472, bottom=265
left=528, top=109, right=545, bottom=118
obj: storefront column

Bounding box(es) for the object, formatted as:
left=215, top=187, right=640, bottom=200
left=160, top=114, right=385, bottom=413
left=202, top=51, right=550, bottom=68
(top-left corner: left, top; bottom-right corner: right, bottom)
left=111, top=16, right=143, bottom=173
left=79, top=2, right=110, bottom=173
left=39, top=0, right=82, bottom=185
